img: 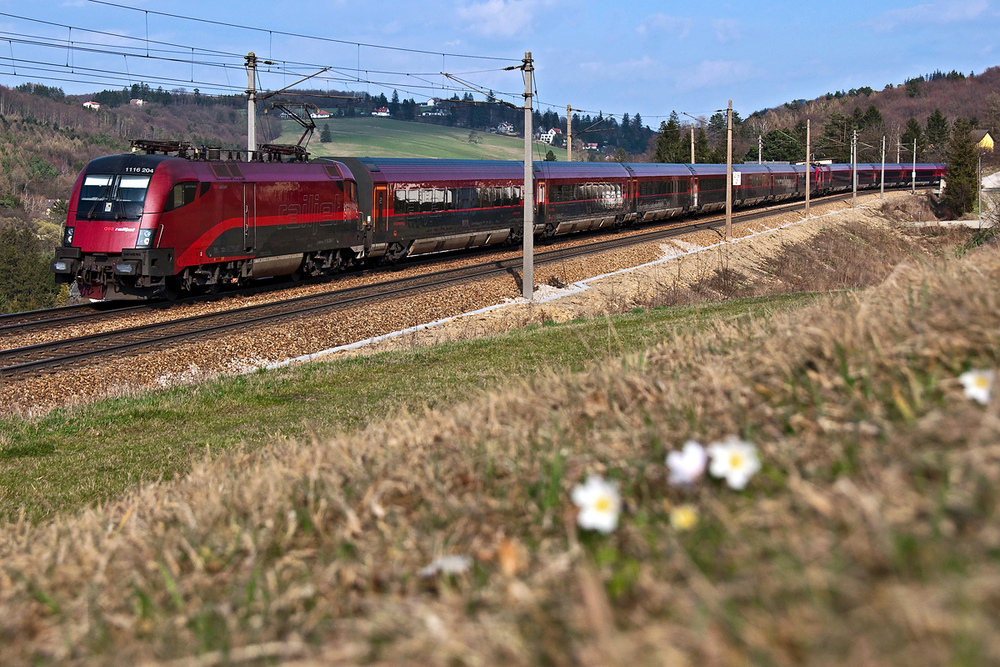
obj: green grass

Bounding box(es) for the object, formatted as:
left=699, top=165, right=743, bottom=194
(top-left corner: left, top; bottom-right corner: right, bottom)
left=280, top=116, right=567, bottom=161
left=0, top=293, right=815, bottom=523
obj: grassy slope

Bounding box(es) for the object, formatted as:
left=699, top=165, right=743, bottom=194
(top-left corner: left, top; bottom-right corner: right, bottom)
left=282, top=117, right=568, bottom=160
left=2, top=220, right=999, bottom=665
left=0, top=294, right=811, bottom=523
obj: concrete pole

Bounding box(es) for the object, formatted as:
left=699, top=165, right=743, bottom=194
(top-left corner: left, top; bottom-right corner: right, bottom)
left=566, top=104, right=572, bottom=163
left=690, top=124, right=695, bottom=164
left=880, top=135, right=886, bottom=200
left=758, top=134, right=762, bottom=164
left=246, top=52, right=257, bottom=161
left=912, top=138, right=917, bottom=194
left=805, top=119, right=810, bottom=217
left=725, top=99, right=733, bottom=242
left=852, top=129, right=857, bottom=208
left=522, top=52, right=534, bottom=300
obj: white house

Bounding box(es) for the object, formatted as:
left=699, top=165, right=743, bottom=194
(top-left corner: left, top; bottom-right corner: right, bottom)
left=372, top=107, right=390, bottom=117
left=83, top=101, right=100, bottom=110
left=539, top=127, right=562, bottom=144
left=309, top=109, right=331, bottom=119
left=129, top=98, right=145, bottom=106
left=497, top=121, right=515, bottom=135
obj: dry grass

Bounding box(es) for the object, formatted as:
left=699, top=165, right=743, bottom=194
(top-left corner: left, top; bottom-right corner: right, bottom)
left=2, top=211, right=1000, bottom=665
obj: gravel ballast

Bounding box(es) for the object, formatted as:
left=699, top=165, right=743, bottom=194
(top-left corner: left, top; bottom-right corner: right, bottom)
left=0, top=193, right=907, bottom=417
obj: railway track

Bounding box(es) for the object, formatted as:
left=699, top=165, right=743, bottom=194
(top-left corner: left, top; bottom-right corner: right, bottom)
left=0, top=189, right=880, bottom=379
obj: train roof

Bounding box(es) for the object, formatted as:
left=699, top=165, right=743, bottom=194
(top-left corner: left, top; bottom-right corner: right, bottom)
left=621, top=163, right=693, bottom=177
left=532, top=161, right=630, bottom=180
left=328, top=157, right=525, bottom=183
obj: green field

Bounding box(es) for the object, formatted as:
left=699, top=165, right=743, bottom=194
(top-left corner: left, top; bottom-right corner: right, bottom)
left=276, top=116, right=568, bottom=161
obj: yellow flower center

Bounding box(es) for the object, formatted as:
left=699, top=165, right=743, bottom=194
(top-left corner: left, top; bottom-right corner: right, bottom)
left=595, top=495, right=612, bottom=512
left=976, top=376, right=989, bottom=388
left=729, top=453, right=744, bottom=469
left=671, top=505, right=698, bottom=530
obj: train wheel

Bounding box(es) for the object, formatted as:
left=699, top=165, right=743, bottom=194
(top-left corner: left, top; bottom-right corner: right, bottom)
left=163, top=278, right=182, bottom=301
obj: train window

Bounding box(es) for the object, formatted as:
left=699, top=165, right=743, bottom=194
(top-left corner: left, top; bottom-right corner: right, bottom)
left=80, top=175, right=112, bottom=201
left=117, top=176, right=151, bottom=203
left=163, top=182, right=199, bottom=212
left=200, top=182, right=211, bottom=197
left=394, top=189, right=414, bottom=215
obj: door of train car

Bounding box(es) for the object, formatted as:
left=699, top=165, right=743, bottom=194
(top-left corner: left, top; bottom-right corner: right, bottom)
left=242, top=182, right=256, bottom=253
left=374, top=185, right=389, bottom=231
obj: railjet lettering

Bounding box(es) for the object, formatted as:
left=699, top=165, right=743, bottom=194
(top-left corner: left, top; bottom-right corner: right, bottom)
left=278, top=194, right=336, bottom=225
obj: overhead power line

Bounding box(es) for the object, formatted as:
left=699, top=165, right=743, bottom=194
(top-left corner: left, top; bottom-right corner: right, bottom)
left=87, top=0, right=519, bottom=64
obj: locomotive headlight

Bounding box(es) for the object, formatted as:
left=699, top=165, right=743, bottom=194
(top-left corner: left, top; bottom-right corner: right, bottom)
left=63, top=226, right=75, bottom=247
left=136, top=228, right=155, bottom=248
left=53, top=260, right=68, bottom=272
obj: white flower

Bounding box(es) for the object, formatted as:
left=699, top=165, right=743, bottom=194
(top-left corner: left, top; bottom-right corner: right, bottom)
left=707, top=436, right=761, bottom=490
left=419, top=555, right=471, bottom=578
left=571, top=475, right=621, bottom=534
left=960, top=369, right=994, bottom=405
left=666, top=440, right=708, bottom=485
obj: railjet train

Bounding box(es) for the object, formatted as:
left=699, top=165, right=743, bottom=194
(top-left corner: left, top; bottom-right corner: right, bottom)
left=52, top=140, right=945, bottom=300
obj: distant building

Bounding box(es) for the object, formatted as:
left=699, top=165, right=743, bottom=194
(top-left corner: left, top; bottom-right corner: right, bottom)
left=539, top=127, right=562, bottom=144
left=82, top=101, right=100, bottom=110
left=129, top=99, right=145, bottom=106
left=497, top=121, right=515, bottom=135
left=972, top=129, right=994, bottom=152
left=309, top=109, right=331, bottom=119
left=584, top=142, right=599, bottom=151
left=372, top=107, right=390, bottom=117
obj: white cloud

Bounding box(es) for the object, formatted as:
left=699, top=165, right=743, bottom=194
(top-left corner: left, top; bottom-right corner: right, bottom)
left=679, top=60, right=754, bottom=91
left=711, top=18, right=740, bottom=43
left=637, top=14, right=694, bottom=40
left=456, top=0, right=535, bottom=39
left=873, top=0, right=990, bottom=31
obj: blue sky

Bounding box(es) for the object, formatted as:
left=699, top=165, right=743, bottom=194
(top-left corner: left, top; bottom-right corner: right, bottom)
left=0, top=0, right=997, bottom=127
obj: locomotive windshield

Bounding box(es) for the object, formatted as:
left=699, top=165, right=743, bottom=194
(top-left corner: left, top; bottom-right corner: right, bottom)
left=78, top=173, right=151, bottom=221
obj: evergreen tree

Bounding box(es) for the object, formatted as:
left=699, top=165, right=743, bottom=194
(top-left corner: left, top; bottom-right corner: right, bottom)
left=754, top=129, right=804, bottom=162
left=925, top=109, right=950, bottom=153
left=654, top=119, right=680, bottom=163
left=0, top=225, right=60, bottom=313
left=900, top=117, right=927, bottom=160
left=862, top=104, right=883, bottom=131
left=319, top=123, right=332, bottom=143
left=944, top=118, right=977, bottom=215
left=694, top=127, right=711, bottom=163
left=818, top=111, right=853, bottom=163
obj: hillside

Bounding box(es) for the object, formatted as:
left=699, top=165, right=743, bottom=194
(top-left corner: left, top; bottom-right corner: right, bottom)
left=739, top=66, right=1000, bottom=165
left=1, top=199, right=998, bottom=664
left=281, top=116, right=566, bottom=161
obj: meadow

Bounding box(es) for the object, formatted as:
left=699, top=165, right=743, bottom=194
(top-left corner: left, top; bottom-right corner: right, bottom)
left=1, top=212, right=998, bottom=665
left=276, top=116, right=568, bottom=161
